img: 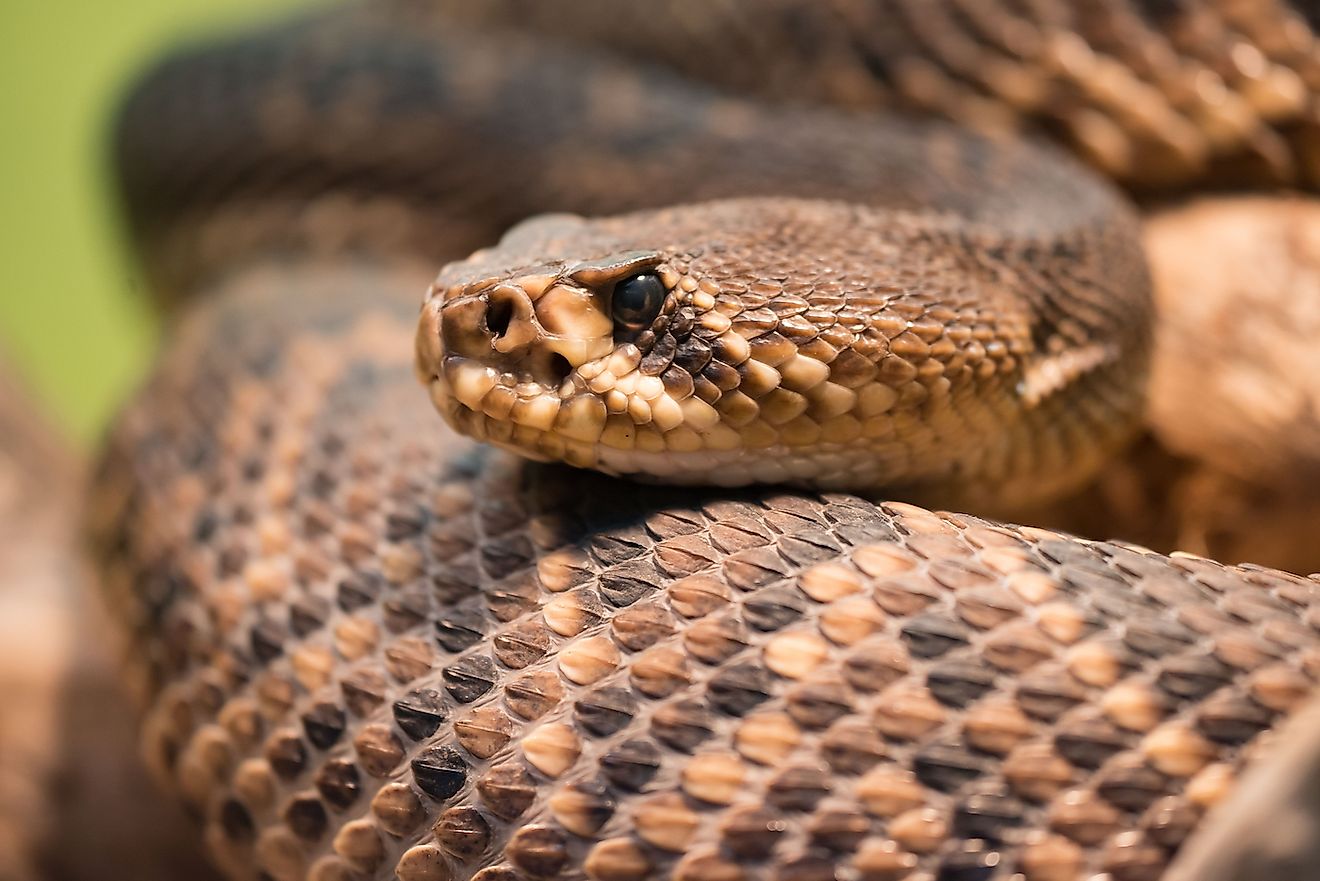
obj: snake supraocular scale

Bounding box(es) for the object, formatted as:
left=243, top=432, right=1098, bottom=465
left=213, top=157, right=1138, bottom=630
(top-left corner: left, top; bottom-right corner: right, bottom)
left=92, top=2, right=1320, bottom=881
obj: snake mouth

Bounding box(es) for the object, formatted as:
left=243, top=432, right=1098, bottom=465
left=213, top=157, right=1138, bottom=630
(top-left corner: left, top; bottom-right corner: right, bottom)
left=442, top=397, right=862, bottom=489
left=425, top=352, right=611, bottom=470
left=429, top=361, right=770, bottom=483
left=442, top=400, right=593, bottom=468
left=440, top=398, right=775, bottom=485
left=426, top=351, right=866, bottom=487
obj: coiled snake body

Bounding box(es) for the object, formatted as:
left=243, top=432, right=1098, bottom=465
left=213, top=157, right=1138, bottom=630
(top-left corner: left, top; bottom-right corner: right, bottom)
left=94, top=3, right=1320, bottom=880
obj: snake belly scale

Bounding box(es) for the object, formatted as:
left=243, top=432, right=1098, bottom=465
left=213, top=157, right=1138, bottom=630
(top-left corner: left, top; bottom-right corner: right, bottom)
left=92, top=3, right=1320, bottom=881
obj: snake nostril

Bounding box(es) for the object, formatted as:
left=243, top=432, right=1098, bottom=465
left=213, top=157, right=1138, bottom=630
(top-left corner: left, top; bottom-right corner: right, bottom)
left=486, top=295, right=514, bottom=340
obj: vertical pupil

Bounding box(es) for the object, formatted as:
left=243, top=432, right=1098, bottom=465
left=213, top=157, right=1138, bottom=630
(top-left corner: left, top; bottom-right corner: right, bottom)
left=613, top=273, right=664, bottom=329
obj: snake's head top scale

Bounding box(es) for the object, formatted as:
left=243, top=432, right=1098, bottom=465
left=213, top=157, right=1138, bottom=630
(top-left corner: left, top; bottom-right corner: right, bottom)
left=416, top=199, right=1141, bottom=500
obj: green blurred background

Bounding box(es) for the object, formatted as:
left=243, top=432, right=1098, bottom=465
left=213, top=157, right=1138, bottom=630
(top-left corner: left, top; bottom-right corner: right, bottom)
left=0, top=0, right=314, bottom=448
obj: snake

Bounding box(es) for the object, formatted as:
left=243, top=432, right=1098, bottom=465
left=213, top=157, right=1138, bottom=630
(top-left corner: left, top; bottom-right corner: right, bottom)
left=89, top=2, right=1320, bottom=880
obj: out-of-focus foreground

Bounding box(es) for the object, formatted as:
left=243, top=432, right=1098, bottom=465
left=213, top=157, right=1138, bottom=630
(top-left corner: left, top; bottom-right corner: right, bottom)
left=0, top=357, right=217, bottom=881
left=0, top=5, right=305, bottom=878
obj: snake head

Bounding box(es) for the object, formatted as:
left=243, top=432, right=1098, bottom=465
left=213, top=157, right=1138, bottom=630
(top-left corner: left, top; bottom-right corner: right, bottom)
left=417, top=197, right=1142, bottom=501
left=416, top=200, right=896, bottom=489
left=418, top=210, right=733, bottom=473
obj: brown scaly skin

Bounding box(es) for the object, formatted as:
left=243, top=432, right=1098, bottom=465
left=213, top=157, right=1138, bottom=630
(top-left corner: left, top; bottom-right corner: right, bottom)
left=113, top=2, right=1143, bottom=304
left=92, top=2, right=1320, bottom=881
left=429, top=0, right=1320, bottom=190
left=92, top=267, right=1320, bottom=881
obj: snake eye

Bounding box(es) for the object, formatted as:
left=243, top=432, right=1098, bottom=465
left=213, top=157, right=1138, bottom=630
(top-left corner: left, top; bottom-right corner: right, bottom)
left=610, top=272, right=666, bottom=333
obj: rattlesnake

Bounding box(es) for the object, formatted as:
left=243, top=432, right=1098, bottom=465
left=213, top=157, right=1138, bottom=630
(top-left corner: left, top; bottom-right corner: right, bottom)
left=91, top=3, right=1320, bottom=880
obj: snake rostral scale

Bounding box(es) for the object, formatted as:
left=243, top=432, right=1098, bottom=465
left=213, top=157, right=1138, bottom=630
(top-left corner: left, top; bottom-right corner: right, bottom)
left=92, top=2, right=1320, bottom=880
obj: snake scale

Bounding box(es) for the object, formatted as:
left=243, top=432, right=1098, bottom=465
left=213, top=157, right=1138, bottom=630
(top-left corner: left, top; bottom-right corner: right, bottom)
left=92, top=2, right=1320, bottom=880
